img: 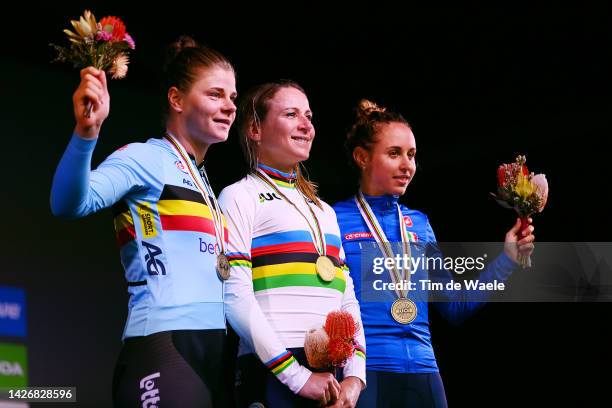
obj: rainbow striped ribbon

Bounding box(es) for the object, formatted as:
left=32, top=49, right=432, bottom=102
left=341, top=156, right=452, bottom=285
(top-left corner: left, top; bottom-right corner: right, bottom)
left=164, top=132, right=226, bottom=255
left=254, top=170, right=327, bottom=257
left=355, top=192, right=413, bottom=299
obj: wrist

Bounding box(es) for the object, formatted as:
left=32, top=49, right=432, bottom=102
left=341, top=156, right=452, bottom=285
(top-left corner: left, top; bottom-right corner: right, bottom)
left=74, top=124, right=99, bottom=140
left=342, top=376, right=365, bottom=391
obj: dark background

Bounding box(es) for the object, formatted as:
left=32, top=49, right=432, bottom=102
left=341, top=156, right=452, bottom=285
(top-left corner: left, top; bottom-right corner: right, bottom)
left=2, top=2, right=611, bottom=406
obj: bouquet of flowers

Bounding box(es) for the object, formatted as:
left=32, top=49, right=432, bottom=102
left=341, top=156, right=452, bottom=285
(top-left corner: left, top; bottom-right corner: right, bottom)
left=50, top=10, right=135, bottom=117
left=492, top=155, right=548, bottom=267
left=304, top=311, right=359, bottom=370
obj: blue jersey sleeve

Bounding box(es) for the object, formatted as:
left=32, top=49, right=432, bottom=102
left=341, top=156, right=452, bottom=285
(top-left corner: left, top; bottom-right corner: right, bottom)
left=424, top=219, right=517, bottom=324
left=51, top=133, right=161, bottom=218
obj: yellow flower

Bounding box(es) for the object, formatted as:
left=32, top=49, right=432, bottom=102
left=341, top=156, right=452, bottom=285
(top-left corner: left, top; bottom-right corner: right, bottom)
left=513, top=172, right=535, bottom=199
left=111, top=53, right=129, bottom=79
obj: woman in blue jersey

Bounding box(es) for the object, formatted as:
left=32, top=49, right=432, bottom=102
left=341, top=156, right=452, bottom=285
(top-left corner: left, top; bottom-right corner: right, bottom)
left=218, top=81, right=366, bottom=407
left=333, top=100, right=536, bottom=408
left=51, top=36, right=237, bottom=407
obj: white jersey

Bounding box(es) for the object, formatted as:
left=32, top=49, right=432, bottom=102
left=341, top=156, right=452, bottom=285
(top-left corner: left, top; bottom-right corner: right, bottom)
left=218, top=164, right=366, bottom=393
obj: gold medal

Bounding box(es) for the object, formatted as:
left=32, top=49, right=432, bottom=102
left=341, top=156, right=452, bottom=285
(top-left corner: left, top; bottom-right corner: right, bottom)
left=390, top=298, right=417, bottom=324
left=216, top=253, right=231, bottom=281
left=254, top=171, right=336, bottom=284
left=315, top=256, right=336, bottom=282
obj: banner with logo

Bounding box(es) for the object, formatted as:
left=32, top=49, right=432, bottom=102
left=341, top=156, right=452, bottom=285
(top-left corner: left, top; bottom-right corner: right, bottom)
left=0, top=287, right=26, bottom=338
left=0, top=343, right=27, bottom=388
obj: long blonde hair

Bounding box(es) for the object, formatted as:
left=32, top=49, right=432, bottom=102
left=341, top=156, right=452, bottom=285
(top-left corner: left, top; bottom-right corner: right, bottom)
left=238, top=81, right=322, bottom=208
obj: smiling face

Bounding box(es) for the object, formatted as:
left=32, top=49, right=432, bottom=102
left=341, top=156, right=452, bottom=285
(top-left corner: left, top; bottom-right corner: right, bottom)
left=250, top=86, right=315, bottom=172
left=355, top=122, right=417, bottom=196
left=180, top=66, right=237, bottom=146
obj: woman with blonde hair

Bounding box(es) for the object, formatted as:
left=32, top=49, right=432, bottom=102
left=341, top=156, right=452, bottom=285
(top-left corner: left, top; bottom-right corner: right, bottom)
left=219, top=81, right=366, bottom=407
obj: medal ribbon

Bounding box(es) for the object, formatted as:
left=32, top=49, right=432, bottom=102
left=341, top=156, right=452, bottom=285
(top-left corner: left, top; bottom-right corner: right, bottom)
left=355, top=192, right=412, bottom=299
left=254, top=170, right=326, bottom=256
left=164, top=132, right=226, bottom=254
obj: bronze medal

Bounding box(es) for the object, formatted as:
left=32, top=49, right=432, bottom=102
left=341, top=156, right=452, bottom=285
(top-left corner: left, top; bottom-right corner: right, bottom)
left=315, top=256, right=336, bottom=282
left=390, top=298, right=417, bottom=324
left=216, top=253, right=231, bottom=281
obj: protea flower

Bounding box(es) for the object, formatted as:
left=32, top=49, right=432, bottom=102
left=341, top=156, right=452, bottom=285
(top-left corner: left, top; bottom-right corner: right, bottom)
left=531, top=174, right=548, bottom=212
left=304, top=311, right=359, bottom=369
left=491, top=154, right=549, bottom=268
left=51, top=10, right=135, bottom=116
left=304, top=328, right=330, bottom=369
left=325, top=311, right=358, bottom=367
left=99, top=16, right=127, bottom=41
left=64, top=10, right=97, bottom=42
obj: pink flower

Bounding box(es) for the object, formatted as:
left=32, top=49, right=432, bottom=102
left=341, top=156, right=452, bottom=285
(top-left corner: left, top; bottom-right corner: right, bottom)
left=531, top=174, right=549, bottom=212
left=95, top=30, right=112, bottom=42
left=52, top=10, right=135, bottom=83
left=124, top=33, right=136, bottom=49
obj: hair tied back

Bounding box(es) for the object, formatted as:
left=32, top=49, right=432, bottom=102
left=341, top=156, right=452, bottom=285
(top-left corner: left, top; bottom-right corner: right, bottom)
left=357, top=99, right=386, bottom=121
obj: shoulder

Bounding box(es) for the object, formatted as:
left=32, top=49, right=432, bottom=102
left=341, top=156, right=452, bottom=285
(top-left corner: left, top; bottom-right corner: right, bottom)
left=219, top=175, right=258, bottom=206
left=317, top=199, right=342, bottom=229
left=331, top=196, right=357, bottom=217
left=106, top=138, right=170, bottom=163
left=332, top=197, right=362, bottom=228
left=330, top=197, right=365, bottom=236
left=399, top=204, right=437, bottom=242
left=399, top=205, right=430, bottom=226
left=319, top=199, right=336, bottom=216
left=219, top=176, right=262, bottom=226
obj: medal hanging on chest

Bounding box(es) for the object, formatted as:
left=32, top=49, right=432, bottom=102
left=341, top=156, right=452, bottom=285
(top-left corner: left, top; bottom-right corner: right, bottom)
left=355, top=192, right=417, bottom=324
left=165, top=133, right=230, bottom=281
left=216, top=253, right=230, bottom=280
left=315, top=255, right=336, bottom=282
left=390, top=298, right=417, bottom=324
left=254, top=170, right=335, bottom=282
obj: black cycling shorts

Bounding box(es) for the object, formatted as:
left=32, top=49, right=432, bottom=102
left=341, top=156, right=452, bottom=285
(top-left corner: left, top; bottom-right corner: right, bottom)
left=112, top=329, right=231, bottom=407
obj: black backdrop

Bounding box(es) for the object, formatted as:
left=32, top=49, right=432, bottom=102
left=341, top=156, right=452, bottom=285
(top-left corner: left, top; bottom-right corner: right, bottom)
left=2, top=2, right=611, bottom=406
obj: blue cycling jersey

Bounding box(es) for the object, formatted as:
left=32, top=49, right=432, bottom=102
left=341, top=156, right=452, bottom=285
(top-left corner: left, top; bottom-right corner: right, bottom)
left=51, top=134, right=226, bottom=339
left=334, top=194, right=516, bottom=373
